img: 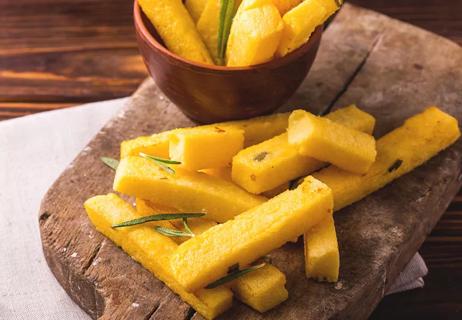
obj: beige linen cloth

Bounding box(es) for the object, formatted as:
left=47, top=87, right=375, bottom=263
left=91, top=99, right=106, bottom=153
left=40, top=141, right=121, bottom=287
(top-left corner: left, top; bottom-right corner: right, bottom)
left=0, top=98, right=427, bottom=319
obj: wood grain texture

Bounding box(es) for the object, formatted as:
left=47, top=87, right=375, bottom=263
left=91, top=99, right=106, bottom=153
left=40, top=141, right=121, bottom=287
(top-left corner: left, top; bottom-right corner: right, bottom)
left=0, top=0, right=145, bottom=111
left=39, top=4, right=462, bottom=319
left=1, top=0, right=461, bottom=120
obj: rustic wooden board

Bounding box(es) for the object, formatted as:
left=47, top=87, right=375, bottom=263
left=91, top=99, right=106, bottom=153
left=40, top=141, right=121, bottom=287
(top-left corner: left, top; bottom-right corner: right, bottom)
left=39, top=4, right=462, bottom=319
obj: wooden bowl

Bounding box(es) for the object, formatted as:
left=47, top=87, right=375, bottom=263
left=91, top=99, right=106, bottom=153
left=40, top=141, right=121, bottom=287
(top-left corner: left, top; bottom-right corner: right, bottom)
left=133, top=0, right=323, bottom=123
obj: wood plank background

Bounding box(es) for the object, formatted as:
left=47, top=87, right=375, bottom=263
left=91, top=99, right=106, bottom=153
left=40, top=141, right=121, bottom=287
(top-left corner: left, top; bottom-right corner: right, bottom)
left=1, top=0, right=461, bottom=318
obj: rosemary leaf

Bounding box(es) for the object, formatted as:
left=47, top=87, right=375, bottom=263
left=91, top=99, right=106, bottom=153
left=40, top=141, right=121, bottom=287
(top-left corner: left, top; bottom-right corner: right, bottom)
left=139, top=152, right=179, bottom=174
left=139, top=153, right=181, bottom=165
left=157, top=161, right=176, bottom=174
left=155, top=226, right=194, bottom=238
left=182, top=218, right=194, bottom=236
left=205, top=263, right=266, bottom=289
left=217, top=0, right=235, bottom=65
left=101, top=157, right=119, bottom=170
left=112, top=213, right=205, bottom=228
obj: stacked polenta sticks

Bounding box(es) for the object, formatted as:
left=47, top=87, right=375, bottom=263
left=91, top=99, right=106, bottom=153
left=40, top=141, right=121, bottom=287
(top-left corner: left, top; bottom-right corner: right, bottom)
left=85, top=106, right=460, bottom=319
left=138, top=0, right=342, bottom=66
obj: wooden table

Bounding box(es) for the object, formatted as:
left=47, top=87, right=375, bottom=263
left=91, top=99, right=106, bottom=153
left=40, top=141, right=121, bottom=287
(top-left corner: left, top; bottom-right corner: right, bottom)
left=2, top=0, right=461, bottom=318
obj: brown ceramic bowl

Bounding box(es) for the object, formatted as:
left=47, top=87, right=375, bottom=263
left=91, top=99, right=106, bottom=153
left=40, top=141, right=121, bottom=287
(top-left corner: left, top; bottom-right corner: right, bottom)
left=134, top=0, right=322, bottom=123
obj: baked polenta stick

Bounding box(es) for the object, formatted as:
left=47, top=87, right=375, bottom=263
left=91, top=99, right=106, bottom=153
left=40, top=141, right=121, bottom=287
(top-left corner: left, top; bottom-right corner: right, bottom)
left=138, top=198, right=289, bottom=312
left=314, top=106, right=460, bottom=211
left=277, top=0, right=340, bottom=56
left=304, top=214, right=339, bottom=282
left=232, top=105, right=375, bottom=194
left=120, top=131, right=172, bottom=159
left=226, top=0, right=284, bottom=66
left=288, top=110, right=377, bottom=174
left=169, top=176, right=333, bottom=292
left=185, top=0, right=208, bottom=21
left=305, top=106, right=460, bottom=282
left=114, top=156, right=266, bottom=222
left=84, top=194, right=233, bottom=320
left=271, top=0, right=302, bottom=15
left=137, top=198, right=289, bottom=312
left=169, top=126, right=244, bottom=170
left=120, top=112, right=289, bottom=158
left=138, top=0, right=213, bottom=64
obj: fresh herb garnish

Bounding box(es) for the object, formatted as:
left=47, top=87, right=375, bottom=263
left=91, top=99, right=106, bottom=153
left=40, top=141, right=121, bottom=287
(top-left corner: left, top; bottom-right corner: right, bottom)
left=253, top=151, right=269, bottom=162
left=139, top=152, right=180, bottom=174
left=139, top=153, right=181, bottom=165
left=101, top=157, right=119, bottom=170
left=154, top=225, right=194, bottom=238
left=388, top=159, right=403, bottom=173
left=112, top=213, right=205, bottom=228
left=205, top=263, right=266, bottom=289
left=182, top=218, right=194, bottom=235
left=154, top=217, right=197, bottom=238
left=217, top=0, right=236, bottom=65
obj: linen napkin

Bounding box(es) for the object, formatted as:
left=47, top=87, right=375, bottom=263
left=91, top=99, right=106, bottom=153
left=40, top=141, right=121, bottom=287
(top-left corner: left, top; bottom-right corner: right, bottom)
left=0, top=98, right=427, bottom=319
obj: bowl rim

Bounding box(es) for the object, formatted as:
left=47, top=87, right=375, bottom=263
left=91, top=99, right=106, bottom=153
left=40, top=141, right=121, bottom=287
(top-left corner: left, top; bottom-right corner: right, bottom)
left=133, top=0, right=323, bottom=73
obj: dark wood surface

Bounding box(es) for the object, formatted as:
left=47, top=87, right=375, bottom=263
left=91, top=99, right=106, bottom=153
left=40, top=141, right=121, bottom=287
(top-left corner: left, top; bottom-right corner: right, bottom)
left=3, top=0, right=460, bottom=318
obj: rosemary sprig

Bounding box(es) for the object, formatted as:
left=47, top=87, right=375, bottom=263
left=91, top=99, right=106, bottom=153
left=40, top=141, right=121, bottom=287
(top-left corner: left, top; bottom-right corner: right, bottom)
left=154, top=217, right=196, bottom=238
left=139, top=152, right=180, bottom=174
left=112, top=213, right=205, bottom=228
left=139, top=153, right=181, bottom=165
left=182, top=218, right=194, bottom=235
left=217, top=0, right=235, bottom=65
left=205, top=263, right=266, bottom=289
left=101, top=157, right=119, bottom=170
left=155, top=225, right=195, bottom=238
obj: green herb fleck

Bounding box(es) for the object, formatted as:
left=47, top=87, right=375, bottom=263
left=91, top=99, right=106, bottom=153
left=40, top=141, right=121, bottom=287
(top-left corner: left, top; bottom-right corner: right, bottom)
left=139, top=153, right=181, bottom=164
left=182, top=218, right=194, bottom=236
left=205, top=263, right=266, bottom=289
left=112, top=213, right=205, bottom=228
left=139, top=152, right=180, bottom=174
left=253, top=151, right=269, bottom=162
left=217, top=0, right=236, bottom=65
left=388, top=159, right=403, bottom=173
left=154, top=225, right=194, bottom=238
left=101, top=157, right=119, bottom=170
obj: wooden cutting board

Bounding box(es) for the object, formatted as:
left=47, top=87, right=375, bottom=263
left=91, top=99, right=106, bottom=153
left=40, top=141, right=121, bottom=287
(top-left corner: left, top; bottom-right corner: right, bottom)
left=39, top=4, right=462, bottom=319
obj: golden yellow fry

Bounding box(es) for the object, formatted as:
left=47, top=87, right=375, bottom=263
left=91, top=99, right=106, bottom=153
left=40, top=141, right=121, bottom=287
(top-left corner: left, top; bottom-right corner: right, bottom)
left=169, top=176, right=333, bottom=292
left=139, top=0, right=213, bottom=64
left=232, top=105, right=375, bottom=194
left=114, top=156, right=266, bottom=222
left=226, top=0, right=284, bottom=66
left=304, top=106, right=460, bottom=282
left=85, top=194, right=233, bottom=319
left=288, top=110, right=377, bottom=174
